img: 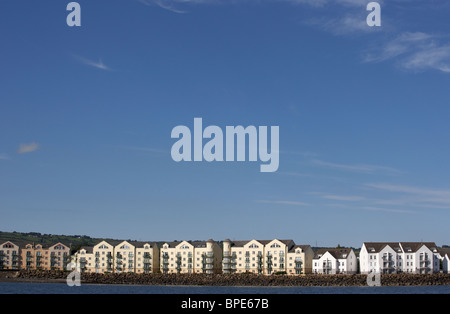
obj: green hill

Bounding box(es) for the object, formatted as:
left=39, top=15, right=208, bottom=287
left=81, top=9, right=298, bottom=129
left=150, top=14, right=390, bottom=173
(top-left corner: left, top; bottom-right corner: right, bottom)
left=0, top=230, right=122, bottom=254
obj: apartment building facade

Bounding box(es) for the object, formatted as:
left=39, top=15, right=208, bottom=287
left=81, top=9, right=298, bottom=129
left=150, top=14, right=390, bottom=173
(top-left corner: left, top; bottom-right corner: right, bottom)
left=312, top=248, right=357, bottom=274
left=135, top=241, right=160, bottom=274
left=0, top=241, right=20, bottom=270
left=74, top=246, right=94, bottom=273
left=222, top=239, right=313, bottom=275
left=359, top=242, right=441, bottom=274
left=20, top=242, right=70, bottom=271
left=286, top=245, right=314, bottom=275
left=160, top=239, right=221, bottom=274
left=73, top=240, right=159, bottom=274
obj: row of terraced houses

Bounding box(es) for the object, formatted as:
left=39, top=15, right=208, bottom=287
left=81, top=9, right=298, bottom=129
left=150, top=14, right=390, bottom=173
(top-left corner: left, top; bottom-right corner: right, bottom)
left=1, top=239, right=450, bottom=275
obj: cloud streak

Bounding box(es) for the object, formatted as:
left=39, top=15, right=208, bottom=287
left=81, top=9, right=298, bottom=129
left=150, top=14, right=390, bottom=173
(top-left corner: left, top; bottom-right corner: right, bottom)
left=322, top=194, right=365, bottom=201
left=17, top=142, right=40, bottom=154
left=256, top=200, right=310, bottom=206
left=365, top=183, right=450, bottom=209
left=312, top=159, right=402, bottom=175
left=364, top=32, right=450, bottom=73
left=138, top=0, right=187, bottom=13
left=72, top=54, right=113, bottom=71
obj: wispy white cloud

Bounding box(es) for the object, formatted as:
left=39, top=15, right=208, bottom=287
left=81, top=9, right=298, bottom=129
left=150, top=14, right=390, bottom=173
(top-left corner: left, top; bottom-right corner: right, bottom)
left=72, top=54, right=113, bottom=71
left=364, top=32, right=450, bottom=73
left=323, top=202, right=414, bottom=214
left=256, top=200, right=310, bottom=206
left=319, top=13, right=384, bottom=36
left=365, top=183, right=450, bottom=209
left=138, top=0, right=187, bottom=13
left=17, top=142, right=40, bottom=154
left=312, top=159, right=402, bottom=175
left=137, top=0, right=378, bottom=13
left=322, top=194, right=365, bottom=201
left=360, top=206, right=414, bottom=214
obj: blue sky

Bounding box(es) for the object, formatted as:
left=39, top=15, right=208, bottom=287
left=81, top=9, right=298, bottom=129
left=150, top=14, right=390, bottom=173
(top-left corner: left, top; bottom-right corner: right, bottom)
left=1, top=0, right=450, bottom=248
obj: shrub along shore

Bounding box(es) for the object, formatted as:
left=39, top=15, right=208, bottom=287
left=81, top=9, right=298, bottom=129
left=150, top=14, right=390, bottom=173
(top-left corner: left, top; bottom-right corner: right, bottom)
left=2, top=270, right=450, bottom=286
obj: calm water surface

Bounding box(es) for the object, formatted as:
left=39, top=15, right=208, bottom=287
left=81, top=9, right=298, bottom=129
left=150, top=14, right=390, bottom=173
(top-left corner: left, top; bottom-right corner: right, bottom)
left=1, top=282, right=449, bottom=294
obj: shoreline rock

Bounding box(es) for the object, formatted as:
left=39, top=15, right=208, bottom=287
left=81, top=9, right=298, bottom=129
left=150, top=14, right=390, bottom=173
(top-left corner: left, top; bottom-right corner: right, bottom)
left=3, top=270, right=450, bottom=287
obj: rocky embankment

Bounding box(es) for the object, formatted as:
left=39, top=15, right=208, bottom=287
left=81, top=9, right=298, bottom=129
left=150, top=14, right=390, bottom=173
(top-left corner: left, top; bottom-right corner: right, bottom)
left=4, top=270, right=450, bottom=286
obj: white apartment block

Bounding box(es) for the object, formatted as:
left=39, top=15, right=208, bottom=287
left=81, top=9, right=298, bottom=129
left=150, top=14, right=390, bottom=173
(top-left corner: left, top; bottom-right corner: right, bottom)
left=222, top=239, right=313, bottom=275
left=160, top=239, right=222, bottom=274
left=359, top=242, right=441, bottom=274
left=312, top=248, right=357, bottom=274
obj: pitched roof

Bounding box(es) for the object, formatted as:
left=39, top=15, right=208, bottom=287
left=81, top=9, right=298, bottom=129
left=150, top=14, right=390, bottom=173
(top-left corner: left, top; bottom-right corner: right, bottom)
left=80, top=246, right=93, bottom=253
left=313, top=248, right=353, bottom=260
left=288, top=245, right=312, bottom=253
left=400, top=242, right=438, bottom=253
left=128, top=241, right=155, bottom=248
left=363, top=242, right=402, bottom=253
left=363, top=242, right=439, bottom=254
left=227, top=239, right=295, bottom=249
left=438, top=248, right=450, bottom=258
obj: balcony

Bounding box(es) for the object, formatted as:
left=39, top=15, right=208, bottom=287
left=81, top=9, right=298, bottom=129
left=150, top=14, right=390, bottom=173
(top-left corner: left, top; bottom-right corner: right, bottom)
left=322, top=264, right=332, bottom=270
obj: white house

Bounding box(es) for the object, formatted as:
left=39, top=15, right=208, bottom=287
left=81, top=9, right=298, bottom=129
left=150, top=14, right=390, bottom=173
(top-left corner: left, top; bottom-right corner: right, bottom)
left=359, top=242, right=403, bottom=274
left=360, top=242, right=440, bottom=274
left=312, top=248, right=357, bottom=274
left=439, top=248, right=450, bottom=273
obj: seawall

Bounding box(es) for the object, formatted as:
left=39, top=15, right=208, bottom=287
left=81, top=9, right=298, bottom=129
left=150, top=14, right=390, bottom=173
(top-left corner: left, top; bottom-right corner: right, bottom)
left=4, top=270, right=450, bottom=287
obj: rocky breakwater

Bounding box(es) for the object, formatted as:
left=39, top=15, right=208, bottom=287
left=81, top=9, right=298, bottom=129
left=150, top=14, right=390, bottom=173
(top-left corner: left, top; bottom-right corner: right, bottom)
left=10, top=270, right=450, bottom=286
